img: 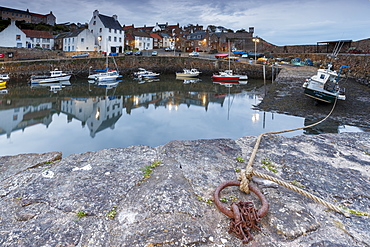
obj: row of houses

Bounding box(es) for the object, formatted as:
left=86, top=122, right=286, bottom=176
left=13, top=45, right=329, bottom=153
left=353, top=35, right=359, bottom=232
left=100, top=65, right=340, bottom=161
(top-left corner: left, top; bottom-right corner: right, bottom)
left=0, top=6, right=56, bottom=26
left=0, top=7, right=259, bottom=54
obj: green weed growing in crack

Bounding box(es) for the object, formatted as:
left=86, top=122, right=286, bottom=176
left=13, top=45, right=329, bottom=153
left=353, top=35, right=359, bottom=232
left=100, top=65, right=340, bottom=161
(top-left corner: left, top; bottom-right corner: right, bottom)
left=261, top=158, right=279, bottom=173
left=76, top=210, right=88, bottom=220
left=235, top=156, right=245, bottom=163
left=139, top=160, right=161, bottom=181
left=106, top=206, right=117, bottom=219
left=197, top=196, right=213, bottom=205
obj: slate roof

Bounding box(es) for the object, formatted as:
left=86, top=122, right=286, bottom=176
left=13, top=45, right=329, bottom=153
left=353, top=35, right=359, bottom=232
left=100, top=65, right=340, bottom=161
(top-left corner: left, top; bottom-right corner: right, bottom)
left=0, top=6, right=29, bottom=15
left=63, top=29, right=85, bottom=38
left=132, top=31, right=151, bottom=38
left=98, top=14, right=122, bottom=30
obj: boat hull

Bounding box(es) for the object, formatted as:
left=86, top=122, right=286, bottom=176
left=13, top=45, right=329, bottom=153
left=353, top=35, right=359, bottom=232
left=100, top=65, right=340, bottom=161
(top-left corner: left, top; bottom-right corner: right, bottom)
left=304, top=88, right=344, bottom=103
left=212, top=75, right=239, bottom=81
left=30, top=75, right=71, bottom=84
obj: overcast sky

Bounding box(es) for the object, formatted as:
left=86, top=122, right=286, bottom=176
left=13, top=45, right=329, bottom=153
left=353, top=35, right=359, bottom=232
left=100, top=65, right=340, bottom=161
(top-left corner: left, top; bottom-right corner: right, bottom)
left=1, top=0, right=369, bottom=45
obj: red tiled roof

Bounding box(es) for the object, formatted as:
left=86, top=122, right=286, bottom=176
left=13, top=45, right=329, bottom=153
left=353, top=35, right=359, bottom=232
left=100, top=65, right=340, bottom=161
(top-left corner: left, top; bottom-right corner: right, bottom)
left=125, top=33, right=134, bottom=40
left=123, top=25, right=134, bottom=31
left=30, top=13, right=47, bottom=18
left=22, top=29, right=54, bottom=38
left=150, top=33, right=162, bottom=39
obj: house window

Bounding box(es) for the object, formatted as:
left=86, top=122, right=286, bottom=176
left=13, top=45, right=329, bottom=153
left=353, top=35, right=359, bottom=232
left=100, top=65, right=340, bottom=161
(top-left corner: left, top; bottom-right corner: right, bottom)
left=119, top=30, right=122, bottom=34
left=99, top=28, right=102, bottom=33
left=16, top=35, right=21, bottom=41
left=109, top=28, right=111, bottom=33
left=93, top=21, right=96, bottom=25
left=119, top=37, right=122, bottom=42
left=108, top=36, right=111, bottom=41
left=114, top=29, right=117, bottom=34
left=114, top=37, right=117, bottom=42
left=16, top=43, right=22, bottom=48
left=81, top=38, right=84, bottom=43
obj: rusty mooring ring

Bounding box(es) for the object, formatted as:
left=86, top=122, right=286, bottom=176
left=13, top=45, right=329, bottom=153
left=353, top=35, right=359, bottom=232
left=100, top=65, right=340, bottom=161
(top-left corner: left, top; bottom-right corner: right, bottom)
left=214, top=180, right=269, bottom=219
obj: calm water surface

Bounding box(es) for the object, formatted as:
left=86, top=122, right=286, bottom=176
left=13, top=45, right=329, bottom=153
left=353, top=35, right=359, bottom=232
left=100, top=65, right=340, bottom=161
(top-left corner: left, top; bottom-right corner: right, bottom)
left=0, top=75, right=363, bottom=157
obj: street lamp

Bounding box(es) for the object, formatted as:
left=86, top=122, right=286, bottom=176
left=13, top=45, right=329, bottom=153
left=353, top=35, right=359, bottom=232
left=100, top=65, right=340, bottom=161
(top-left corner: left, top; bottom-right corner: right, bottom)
left=98, top=36, right=102, bottom=53
left=252, top=38, right=260, bottom=63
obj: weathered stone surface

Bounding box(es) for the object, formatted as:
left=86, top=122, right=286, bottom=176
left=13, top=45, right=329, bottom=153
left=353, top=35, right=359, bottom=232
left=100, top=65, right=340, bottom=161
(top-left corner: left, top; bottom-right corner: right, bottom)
left=0, top=133, right=369, bottom=246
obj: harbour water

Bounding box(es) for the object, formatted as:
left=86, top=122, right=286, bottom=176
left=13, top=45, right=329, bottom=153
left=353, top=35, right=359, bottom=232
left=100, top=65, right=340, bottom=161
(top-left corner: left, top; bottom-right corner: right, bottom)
left=0, top=75, right=363, bottom=157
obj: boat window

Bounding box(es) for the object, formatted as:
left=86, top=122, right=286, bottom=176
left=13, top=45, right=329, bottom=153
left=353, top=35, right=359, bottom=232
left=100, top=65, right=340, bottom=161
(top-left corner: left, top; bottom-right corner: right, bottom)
left=320, top=74, right=325, bottom=79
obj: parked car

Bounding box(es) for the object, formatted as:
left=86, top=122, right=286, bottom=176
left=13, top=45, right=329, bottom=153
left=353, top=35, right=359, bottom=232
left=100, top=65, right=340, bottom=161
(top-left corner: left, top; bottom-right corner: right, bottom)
left=151, top=51, right=158, bottom=56
left=134, top=51, right=142, bottom=56
left=72, top=52, right=90, bottom=58
left=164, top=47, right=172, bottom=52
left=189, top=52, right=199, bottom=57
left=125, top=51, right=133, bottom=55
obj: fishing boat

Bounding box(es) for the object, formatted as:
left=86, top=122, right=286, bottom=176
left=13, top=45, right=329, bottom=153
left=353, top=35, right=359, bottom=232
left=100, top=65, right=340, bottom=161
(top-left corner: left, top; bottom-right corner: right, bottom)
left=302, top=64, right=350, bottom=103
left=134, top=68, right=160, bottom=79
left=212, top=42, right=248, bottom=81
left=0, top=81, right=7, bottom=88
left=30, top=69, right=71, bottom=84
left=212, top=70, right=248, bottom=81
left=88, top=69, right=122, bottom=82
left=176, top=68, right=201, bottom=78
left=0, top=74, right=10, bottom=80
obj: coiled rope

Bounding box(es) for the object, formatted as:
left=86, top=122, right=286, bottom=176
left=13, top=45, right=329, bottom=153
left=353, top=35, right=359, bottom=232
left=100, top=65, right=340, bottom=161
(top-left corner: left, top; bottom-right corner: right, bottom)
left=238, top=95, right=352, bottom=216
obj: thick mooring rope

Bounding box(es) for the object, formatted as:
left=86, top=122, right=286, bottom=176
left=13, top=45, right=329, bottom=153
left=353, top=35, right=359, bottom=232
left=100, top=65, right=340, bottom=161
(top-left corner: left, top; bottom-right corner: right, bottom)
left=238, top=96, right=351, bottom=216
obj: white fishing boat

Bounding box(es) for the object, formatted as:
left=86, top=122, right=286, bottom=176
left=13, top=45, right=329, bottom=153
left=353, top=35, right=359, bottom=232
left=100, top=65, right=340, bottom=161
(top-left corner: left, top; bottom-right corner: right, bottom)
left=88, top=69, right=122, bottom=82
left=30, top=69, right=71, bottom=84
left=0, top=73, right=10, bottom=80
left=302, top=64, right=350, bottom=103
left=134, top=68, right=160, bottom=79
left=176, top=68, right=201, bottom=78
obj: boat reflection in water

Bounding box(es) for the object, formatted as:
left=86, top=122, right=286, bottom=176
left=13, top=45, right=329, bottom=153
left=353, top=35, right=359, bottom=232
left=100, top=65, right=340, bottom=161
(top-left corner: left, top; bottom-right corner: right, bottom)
left=0, top=76, right=364, bottom=157
left=30, top=80, right=71, bottom=93
left=177, top=78, right=201, bottom=84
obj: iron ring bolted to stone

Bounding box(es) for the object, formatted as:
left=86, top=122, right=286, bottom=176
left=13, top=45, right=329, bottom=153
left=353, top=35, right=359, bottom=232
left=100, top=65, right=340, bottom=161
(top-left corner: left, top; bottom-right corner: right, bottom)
left=214, top=180, right=269, bottom=219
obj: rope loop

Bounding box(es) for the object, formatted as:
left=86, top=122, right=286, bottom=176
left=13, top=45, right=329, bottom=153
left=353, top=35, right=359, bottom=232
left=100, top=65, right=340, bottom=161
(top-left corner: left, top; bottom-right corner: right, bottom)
left=238, top=167, right=254, bottom=194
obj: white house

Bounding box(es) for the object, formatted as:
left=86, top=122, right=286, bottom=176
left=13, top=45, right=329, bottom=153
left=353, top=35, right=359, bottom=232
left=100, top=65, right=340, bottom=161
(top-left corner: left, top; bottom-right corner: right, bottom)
left=133, top=31, right=153, bottom=50
left=63, top=29, right=96, bottom=52
left=88, top=10, right=124, bottom=54
left=22, top=29, right=54, bottom=49
left=0, top=20, right=26, bottom=48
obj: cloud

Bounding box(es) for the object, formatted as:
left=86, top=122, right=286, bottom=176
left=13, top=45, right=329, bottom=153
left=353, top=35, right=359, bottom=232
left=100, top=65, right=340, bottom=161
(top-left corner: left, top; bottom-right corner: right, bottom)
left=1, top=0, right=369, bottom=45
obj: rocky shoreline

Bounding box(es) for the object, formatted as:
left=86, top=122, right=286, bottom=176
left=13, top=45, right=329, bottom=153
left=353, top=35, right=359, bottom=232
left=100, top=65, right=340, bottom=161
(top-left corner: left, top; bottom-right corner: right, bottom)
left=1, top=65, right=370, bottom=246
left=1, top=131, right=369, bottom=246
